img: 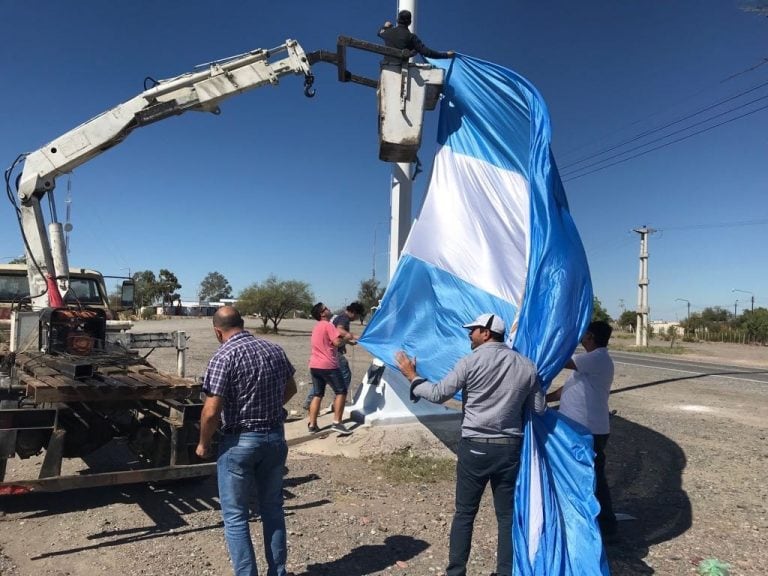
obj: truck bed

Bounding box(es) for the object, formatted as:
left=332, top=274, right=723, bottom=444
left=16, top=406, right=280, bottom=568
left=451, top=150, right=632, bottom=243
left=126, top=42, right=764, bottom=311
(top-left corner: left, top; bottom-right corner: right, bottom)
left=14, top=352, right=201, bottom=403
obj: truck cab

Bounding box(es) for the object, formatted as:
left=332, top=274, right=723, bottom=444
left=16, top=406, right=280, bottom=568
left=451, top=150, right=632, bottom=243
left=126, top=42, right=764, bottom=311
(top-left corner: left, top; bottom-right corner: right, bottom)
left=0, top=264, right=130, bottom=341
left=1, top=262, right=110, bottom=307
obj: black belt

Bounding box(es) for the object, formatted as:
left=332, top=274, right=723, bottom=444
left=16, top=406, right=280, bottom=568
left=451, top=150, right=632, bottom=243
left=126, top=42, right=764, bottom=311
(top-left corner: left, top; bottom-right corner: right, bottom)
left=467, top=437, right=519, bottom=445
left=223, top=424, right=282, bottom=435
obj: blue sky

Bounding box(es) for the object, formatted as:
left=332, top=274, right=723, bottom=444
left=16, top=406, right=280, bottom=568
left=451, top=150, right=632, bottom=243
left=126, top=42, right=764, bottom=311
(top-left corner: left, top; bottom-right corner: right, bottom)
left=1, top=1, right=766, bottom=320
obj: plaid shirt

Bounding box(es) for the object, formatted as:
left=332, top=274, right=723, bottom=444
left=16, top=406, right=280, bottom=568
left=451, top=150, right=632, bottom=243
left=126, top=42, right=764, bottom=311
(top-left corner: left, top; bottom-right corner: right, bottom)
left=202, top=330, right=294, bottom=432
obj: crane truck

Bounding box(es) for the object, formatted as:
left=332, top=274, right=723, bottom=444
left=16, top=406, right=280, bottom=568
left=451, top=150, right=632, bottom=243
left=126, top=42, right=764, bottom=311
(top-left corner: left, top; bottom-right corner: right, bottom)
left=0, top=37, right=444, bottom=494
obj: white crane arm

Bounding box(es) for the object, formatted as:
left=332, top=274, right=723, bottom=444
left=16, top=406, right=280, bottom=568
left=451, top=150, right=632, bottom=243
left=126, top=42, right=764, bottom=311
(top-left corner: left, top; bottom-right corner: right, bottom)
left=12, top=40, right=313, bottom=309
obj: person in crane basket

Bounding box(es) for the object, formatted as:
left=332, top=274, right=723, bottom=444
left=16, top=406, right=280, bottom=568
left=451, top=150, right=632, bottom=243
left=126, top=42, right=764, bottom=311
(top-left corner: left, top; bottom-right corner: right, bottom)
left=378, top=9, right=455, bottom=64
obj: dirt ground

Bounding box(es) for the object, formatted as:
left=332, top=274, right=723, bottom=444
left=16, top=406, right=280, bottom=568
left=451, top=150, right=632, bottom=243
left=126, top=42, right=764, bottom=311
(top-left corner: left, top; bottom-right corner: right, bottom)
left=1, top=317, right=766, bottom=575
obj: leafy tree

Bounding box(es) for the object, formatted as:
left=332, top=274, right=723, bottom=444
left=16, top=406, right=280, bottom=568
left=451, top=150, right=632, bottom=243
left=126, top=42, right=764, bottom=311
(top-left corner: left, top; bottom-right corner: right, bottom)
left=108, top=286, right=122, bottom=310
left=591, top=296, right=612, bottom=323
left=656, top=324, right=680, bottom=346
left=358, top=277, right=385, bottom=316
left=108, top=285, right=134, bottom=318
left=687, top=306, right=731, bottom=336
left=237, top=275, right=313, bottom=332
left=9, top=256, right=25, bottom=264
left=682, top=312, right=698, bottom=334
left=199, top=271, right=232, bottom=301
left=743, top=308, right=768, bottom=344
left=132, top=270, right=158, bottom=308
left=157, top=269, right=181, bottom=308
left=618, top=310, right=636, bottom=330
left=701, top=306, right=730, bottom=323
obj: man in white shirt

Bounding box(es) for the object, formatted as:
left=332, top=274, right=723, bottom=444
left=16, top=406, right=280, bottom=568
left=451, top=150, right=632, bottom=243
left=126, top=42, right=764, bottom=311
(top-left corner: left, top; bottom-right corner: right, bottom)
left=547, top=320, right=617, bottom=537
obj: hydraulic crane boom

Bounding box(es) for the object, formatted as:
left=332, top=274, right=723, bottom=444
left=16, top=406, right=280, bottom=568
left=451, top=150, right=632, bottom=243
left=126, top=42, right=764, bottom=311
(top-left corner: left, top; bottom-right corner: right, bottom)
left=12, top=39, right=314, bottom=309
left=8, top=35, right=443, bottom=311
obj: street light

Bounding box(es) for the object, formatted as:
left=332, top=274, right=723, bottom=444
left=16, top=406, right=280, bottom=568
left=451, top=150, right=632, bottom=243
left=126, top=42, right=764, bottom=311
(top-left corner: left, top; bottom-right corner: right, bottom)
left=675, top=298, right=690, bottom=331
left=732, top=289, right=754, bottom=313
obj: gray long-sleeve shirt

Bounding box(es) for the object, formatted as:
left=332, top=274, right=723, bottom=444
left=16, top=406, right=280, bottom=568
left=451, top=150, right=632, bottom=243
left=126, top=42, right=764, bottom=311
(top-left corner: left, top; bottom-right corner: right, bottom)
left=411, top=342, right=545, bottom=438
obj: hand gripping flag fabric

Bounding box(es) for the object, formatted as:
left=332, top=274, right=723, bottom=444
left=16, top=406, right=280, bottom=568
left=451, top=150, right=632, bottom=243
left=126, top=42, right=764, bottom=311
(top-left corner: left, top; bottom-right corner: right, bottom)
left=359, top=53, right=608, bottom=575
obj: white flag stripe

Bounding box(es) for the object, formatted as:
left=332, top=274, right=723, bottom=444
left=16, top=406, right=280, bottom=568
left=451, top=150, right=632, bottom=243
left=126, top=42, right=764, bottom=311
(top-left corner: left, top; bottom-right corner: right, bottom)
left=405, top=146, right=530, bottom=307
left=528, top=436, right=544, bottom=563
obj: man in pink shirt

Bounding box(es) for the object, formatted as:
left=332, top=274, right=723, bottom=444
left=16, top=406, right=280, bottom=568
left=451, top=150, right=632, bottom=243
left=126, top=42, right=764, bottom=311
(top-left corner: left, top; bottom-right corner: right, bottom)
left=307, top=302, right=353, bottom=435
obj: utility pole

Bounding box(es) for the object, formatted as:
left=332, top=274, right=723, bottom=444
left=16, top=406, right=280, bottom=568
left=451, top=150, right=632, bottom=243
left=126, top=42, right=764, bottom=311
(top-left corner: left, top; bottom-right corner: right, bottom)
left=388, top=0, right=417, bottom=280
left=734, top=300, right=738, bottom=317
left=633, top=226, right=655, bottom=346
left=675, top=298, right=690, bottom=334
left=372, top=225, right=378, bottom=281
left=732, top=289, right=754, bottom=313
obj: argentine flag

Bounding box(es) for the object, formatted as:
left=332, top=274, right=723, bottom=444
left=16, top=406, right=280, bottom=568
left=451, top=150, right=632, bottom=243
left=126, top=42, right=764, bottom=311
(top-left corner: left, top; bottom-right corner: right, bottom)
left=359, top=53, right=608, bottom=575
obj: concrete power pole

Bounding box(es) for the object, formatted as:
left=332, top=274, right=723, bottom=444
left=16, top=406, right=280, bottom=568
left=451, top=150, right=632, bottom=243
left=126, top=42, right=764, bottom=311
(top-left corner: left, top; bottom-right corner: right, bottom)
left=633, top=226, right=656, bottom=346
left=388, top=0, right=417, bottom=280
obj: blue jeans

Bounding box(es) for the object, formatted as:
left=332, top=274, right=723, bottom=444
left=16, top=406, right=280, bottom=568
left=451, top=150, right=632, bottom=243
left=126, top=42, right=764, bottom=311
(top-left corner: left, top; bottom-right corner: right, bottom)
left=337, top=354, right=351, bottom=388
left=447, top=437, right=521, bottom=576
left=217, top=429, right=288, bottom=576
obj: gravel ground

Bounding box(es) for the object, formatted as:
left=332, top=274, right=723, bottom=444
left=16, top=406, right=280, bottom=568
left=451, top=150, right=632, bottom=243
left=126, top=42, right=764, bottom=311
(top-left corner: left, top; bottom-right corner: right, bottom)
left=0, top=317, right=766, bottom=575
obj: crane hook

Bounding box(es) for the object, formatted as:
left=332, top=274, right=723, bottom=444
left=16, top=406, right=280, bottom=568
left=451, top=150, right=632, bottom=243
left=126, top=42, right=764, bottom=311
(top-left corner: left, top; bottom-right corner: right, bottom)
left=304, top=73, right=316, bottom=98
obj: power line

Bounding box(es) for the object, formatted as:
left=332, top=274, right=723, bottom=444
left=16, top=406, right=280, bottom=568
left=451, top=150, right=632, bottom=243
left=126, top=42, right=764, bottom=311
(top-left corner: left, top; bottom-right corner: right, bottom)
left=561, top=93, right=768, bottom=178
left=657, top=219, right=768, bottom=232
left=561, top=102, right=768, bottom=182
left=560, top=78, right=768, bottom=172
left=557, top=60, right=768, bottom=162
left=721, top=58, right=768, bottom=82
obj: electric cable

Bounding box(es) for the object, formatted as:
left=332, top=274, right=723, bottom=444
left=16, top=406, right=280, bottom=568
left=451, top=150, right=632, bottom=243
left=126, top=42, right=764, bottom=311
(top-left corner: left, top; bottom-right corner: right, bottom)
left=656, top=219, right=768, bottom=232
left=561, top=78, right=768, bottom=172
left=562, top=102, right=768, bottom=182
left=562, top=94, right=768, bottom=179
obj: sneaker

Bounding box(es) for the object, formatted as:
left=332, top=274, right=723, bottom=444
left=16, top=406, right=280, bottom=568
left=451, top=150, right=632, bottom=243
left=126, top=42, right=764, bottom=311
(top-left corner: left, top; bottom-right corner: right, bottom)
left=307, top=424, right=320, bottom=434
left=331, top=422, right=352, bottom=436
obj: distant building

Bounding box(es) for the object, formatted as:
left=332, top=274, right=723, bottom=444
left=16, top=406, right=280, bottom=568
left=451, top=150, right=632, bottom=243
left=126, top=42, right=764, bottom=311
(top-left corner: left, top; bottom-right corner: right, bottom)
left=157, top=298, right=238, bottom=317
left=650, top=320, right=684, bottom=337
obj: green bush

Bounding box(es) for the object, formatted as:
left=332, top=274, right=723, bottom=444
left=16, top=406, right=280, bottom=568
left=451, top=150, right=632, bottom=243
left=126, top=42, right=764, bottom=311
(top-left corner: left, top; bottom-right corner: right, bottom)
left=141, top=307, right=157, bottom=320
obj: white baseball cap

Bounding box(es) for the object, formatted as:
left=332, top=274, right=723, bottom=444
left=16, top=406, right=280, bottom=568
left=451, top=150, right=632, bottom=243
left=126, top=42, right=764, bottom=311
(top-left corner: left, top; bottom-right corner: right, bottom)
left=462, top=313, right=505, bottom=335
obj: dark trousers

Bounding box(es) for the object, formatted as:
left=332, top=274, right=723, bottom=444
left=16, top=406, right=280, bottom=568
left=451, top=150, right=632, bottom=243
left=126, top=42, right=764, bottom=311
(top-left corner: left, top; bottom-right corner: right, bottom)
left=447, top=437, right=521, bottom=576
left=594, top=434, right=617, bottom=533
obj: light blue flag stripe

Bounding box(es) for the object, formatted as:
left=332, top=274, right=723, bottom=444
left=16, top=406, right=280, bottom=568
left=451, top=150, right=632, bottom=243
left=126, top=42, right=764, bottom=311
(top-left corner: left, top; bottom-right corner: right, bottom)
left=359, top=253, right=518, bottom=383
left=467, top=57, right=607, bottom=576
left=360, top=53, right=607, bottom=575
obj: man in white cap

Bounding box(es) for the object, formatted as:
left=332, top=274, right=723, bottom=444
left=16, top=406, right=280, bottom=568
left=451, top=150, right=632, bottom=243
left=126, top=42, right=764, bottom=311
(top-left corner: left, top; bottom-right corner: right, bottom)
left=396, top=313, right=545, bottom=576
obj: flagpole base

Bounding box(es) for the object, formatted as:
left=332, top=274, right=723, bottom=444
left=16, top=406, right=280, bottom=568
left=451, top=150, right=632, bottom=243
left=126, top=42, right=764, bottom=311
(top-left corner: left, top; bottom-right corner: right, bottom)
left=346, top=359, right=462, bottom=425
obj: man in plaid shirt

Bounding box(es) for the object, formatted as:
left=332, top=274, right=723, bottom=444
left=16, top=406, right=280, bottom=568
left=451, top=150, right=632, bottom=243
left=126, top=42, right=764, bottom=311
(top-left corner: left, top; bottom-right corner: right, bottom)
left=196, top=306, right=297, bottom=576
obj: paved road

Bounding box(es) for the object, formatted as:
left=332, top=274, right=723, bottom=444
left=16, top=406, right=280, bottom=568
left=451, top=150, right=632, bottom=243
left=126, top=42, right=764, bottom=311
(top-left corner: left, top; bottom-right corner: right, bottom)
left=611, top=351, right=768, bottom=384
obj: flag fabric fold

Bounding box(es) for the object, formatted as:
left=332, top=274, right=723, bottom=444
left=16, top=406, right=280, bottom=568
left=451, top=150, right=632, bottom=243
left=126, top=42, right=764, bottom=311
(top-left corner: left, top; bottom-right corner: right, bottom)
left=359, top=53, right=607, bottom=575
